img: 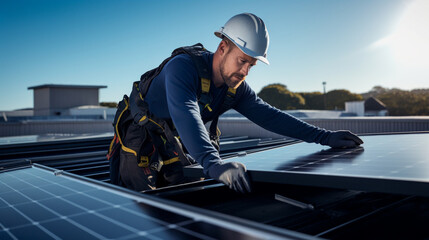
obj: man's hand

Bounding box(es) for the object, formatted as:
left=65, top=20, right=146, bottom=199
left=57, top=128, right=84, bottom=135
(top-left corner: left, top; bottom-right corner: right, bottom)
left=325, top=130, right=364, bottom=148
left=208, top=162, right=252, bottom=193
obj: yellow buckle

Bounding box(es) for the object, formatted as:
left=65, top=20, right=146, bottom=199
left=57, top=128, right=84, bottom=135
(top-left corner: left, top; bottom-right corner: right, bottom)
left=204, top=104, right=213, bottom=112
left=201, top=78, right=210, bottom=93
left=163, top=157, right=180, bottom=165
left=138, top=156, right=149, bottom=168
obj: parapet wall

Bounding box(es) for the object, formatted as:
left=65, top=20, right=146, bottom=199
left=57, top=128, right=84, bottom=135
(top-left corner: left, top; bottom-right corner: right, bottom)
left=217, top=117, right=429, bottom=139
left=1, top=117, right=429, bottom=137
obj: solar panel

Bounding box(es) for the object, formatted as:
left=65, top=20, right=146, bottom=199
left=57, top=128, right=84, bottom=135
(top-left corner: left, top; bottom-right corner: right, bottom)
left=0, top=133, right=113, bottom=146
left=0, top=163, right=313, bottom=240
left=185, top=132, right=429, bottom=197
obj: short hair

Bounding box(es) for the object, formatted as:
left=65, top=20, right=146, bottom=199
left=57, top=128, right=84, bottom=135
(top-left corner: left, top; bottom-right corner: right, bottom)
left=221, top=36, right=234, bottom=54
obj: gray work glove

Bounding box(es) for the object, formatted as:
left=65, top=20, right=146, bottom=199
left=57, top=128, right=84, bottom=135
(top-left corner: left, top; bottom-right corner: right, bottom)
left=323, top=130, right=364, bottom=148
left=208, top=162, right=252, bottom=193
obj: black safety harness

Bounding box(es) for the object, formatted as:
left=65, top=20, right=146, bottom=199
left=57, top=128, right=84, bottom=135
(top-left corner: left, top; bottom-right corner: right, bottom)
left=107, top=43, right=237, bottom=185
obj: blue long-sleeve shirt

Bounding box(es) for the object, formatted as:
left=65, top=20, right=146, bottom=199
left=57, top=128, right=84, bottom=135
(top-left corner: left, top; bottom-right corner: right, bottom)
left=144, top=50, right=330, bottom=174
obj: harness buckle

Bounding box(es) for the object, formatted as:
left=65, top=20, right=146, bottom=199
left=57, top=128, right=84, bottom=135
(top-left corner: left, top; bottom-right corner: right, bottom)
left=150, top=159, right=163, bottom=172
left=135, top=113, right=149, bottom=126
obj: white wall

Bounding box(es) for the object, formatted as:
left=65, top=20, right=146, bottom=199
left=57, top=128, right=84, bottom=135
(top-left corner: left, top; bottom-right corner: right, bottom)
left=345, top=101, right=365, bottom=116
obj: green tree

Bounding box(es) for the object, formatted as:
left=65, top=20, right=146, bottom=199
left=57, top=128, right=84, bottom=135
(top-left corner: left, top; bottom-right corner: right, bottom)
left=258, top=84, right=305, bottom=110
left=361, top=85, right=389, bottom=99
left=378, top=90, right=429, bottom=116
left=325, top=89, right=363, bottom=110
left=298, top=92, right=324, bottom=110
left=360, top=86, right=429, bottom=116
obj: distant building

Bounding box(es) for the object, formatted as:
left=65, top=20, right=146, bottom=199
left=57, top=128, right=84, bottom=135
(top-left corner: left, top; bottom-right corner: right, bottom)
left=345, top=97, right=388, bottom=117
left=0, top=108, right=34, bottom=123
left=364, top=97, right=388, bottom=116
left=28, top=84, right=107, bottom=116
left=345, top=101, right=365, bottom=116
left=68, top=105, right=116, bottom=119
left=1, top=108, right=34, bottom=117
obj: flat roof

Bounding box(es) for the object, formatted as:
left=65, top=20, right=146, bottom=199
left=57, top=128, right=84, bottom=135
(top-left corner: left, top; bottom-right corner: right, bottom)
left=28, top=84, right=107, bottom=90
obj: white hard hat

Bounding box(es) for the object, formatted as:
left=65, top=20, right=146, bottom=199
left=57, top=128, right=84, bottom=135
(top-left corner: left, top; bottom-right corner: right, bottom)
left=215, top=13, right=270, bottom=65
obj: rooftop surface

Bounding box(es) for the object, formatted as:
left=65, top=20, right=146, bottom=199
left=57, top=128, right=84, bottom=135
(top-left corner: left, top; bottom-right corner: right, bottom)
left=28, top=84, right=107, bottom=90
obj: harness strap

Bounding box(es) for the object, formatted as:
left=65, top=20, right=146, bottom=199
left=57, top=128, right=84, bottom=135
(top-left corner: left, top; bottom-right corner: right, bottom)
left=113, top=96, right=138, bottom=156
left=208, top=87, right=237, bottom=140
left=179, top=45, right=214, bottom=114
left=201, top=78, right=210, bottom=93
left=129, top=79, right=193, bottom=167
left=161, top=120, right=193, bottom=166
left=199, top=78, right=213, bottom=112
left=128, top=43, right=237, bottom=169
left=139, top=43, right=208, bottom=100
left=222, top=87, right=237, bottom=112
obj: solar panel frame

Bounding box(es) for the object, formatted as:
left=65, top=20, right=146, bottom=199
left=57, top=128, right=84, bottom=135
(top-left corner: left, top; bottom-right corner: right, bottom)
left=0, top=163, right=317, bottom=240
left=185, top=132, right=429, bottom=197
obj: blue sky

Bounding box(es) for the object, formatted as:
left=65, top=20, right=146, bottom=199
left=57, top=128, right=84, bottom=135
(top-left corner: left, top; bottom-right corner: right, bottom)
left=1, top=0, right=428, bottom=111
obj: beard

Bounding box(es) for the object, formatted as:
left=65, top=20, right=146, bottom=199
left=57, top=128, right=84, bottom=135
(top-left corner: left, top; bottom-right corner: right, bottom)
left=219, top=56, right=245, bottom=89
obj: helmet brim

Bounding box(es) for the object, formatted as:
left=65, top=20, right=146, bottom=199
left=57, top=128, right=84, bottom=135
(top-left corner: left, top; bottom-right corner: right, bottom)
left=214, top=31, right=269, bottom=65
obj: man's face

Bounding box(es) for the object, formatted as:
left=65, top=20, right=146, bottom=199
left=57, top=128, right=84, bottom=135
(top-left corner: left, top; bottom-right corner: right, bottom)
left=219, top=42, right=257, bottom=89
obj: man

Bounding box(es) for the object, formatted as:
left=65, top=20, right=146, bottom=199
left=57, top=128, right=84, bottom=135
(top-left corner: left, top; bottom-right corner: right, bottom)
left=118, top=13, right=363, bottom=193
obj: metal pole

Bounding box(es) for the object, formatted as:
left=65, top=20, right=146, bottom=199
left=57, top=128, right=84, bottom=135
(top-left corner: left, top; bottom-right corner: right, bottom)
left=322, top=82, right=327, bottom=110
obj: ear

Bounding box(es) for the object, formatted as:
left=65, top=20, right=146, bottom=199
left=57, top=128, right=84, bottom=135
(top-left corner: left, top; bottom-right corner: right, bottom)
left=218, top=40, right=229, bottom=56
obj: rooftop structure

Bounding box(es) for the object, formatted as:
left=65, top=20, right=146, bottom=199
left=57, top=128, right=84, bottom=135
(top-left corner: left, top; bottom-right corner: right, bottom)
left=28, top=84, right=107, bottom=116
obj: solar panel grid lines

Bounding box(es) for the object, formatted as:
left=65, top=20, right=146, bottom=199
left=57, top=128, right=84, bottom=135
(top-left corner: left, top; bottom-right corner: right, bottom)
left=0, top=168, right=126, bottom=239
left=253, top=133, right=429, bottom=196
left=50, top=167, right=317, bottom=240
left=0, top=165, right=316, bottom=240
left=185, top=132, right=429, bottom=197
left=0, top=167, right=215, bottom=240
left=283, top=148, right=361, bottom=171
left=249, top=133, right=426, bottom=172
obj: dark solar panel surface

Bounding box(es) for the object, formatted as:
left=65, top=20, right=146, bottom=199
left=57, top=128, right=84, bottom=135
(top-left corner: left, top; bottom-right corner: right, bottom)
left=0, top=133, right=113, bottom=146
left=235, top=133, right=429, bottom=177
left=187, top=133, right=429, bottom=197
left=0, top=165, right=308, bottom=240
